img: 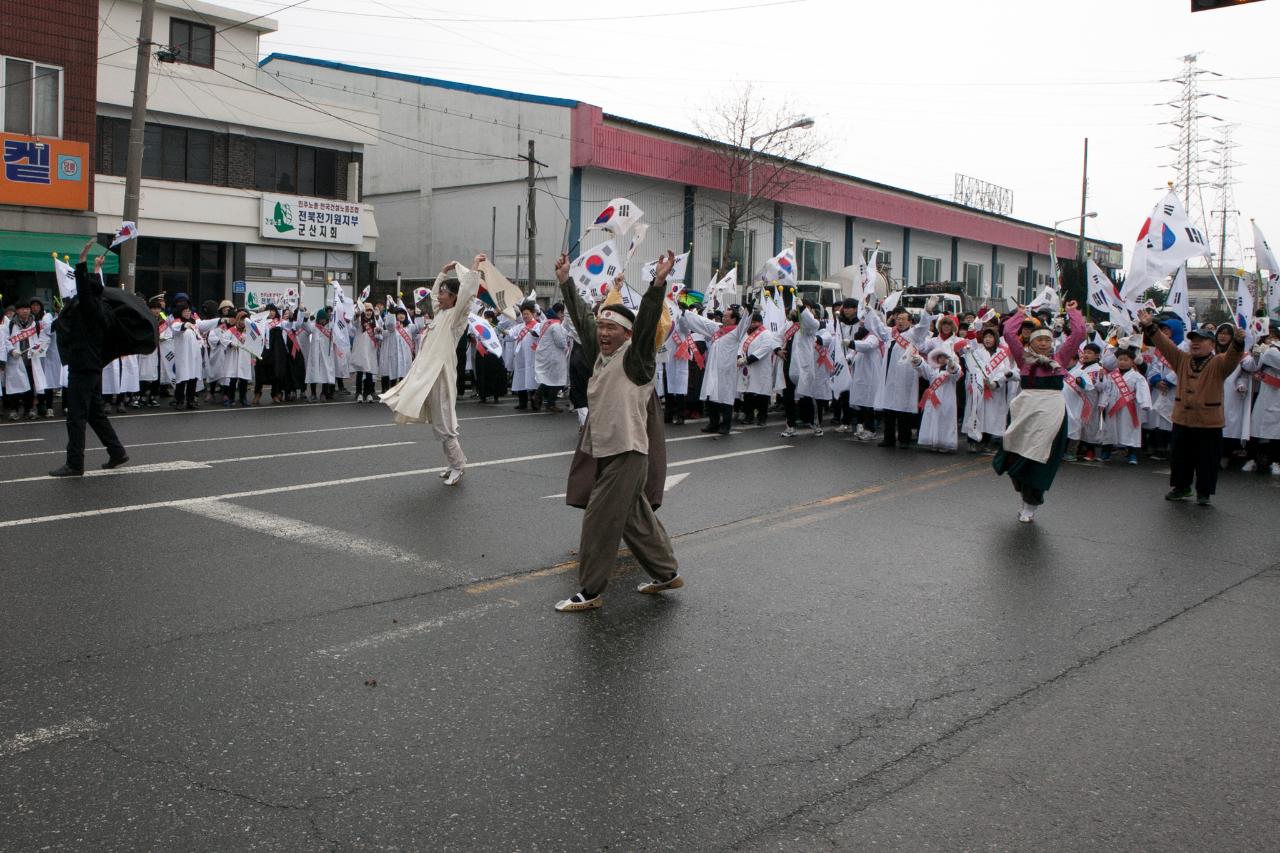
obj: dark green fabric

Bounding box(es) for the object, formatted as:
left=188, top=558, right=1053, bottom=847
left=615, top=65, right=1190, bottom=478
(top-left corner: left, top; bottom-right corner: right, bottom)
left=992, top=414, right=1069, bottom=494
left=0, top=231, right=118, bottom=273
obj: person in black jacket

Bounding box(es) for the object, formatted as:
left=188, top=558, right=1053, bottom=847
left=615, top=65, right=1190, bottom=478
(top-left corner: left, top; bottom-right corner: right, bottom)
left=48, top=239, right=128, bottom=477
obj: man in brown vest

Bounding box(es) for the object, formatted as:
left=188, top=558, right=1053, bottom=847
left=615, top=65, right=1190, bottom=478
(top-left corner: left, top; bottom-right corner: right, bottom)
left=552, top=251, right=683, bottom=612
left=1139, top=308, right=1244, bottom=505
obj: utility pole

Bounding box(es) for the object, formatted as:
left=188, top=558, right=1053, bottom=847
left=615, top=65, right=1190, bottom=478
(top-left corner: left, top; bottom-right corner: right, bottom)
left=119, top=0, right=156, bottom=293
left=1158, top=53, right=1225, bottom=234
left=1077, top=138, right=1089, bottom=279
left=518, top=140, right=548, bottom=294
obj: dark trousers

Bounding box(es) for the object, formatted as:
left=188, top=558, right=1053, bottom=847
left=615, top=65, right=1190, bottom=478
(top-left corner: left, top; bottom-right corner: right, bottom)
left=176, top=378, right=197, bottom=407
left=783, top=388, right=814, bottom=427
left=744, top=392, right=770, bottom=423
left=539, top=384, right=562, bottom=408
left=706, top=401, right=733, bottom=433
left=857, top=406, right=876, bottom=431
left=1170, top=424, right=1223, bottom=497
left=356, top=372, right=376, bottom=398
left=224, top=378, right=248, bottom=403
left=662, top=393, right=685, bottom=423
left=64, top=370, right=125, bottom=471
left=833, top=391, right=853, bottom=426
left=879, top=409, right=916, bottom=446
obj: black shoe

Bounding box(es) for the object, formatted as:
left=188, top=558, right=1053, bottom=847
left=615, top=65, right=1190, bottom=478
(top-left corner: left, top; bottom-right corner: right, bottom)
left=717, top=428, right=731, bottom=436
left=48, top=465, right=84, bottom=478
left=102, top=455, right=130, bottom=470
left=699, top=425, right=717, bottom=434
left=877, top=441, right=895, bottom=448
left=1164, top=487, right=1192, bottom=502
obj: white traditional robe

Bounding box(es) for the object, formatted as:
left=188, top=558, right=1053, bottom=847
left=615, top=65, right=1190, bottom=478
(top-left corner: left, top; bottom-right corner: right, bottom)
left=381, top=268, right=483, bottom=424
left=168, top=319, right=209, bottom=384
left=350, top=327, right=379, bottom=374
left=37, top=314, right=63, bottom=389
left=379, top=317, right=416, bottom=381
left=220, top=328, right=255, bottom=382
left=506, top=320, right=538, bottom=393
left=1, top=315, right=49, bottom=395
left=739, top=327, right=778, bottom=396
left=655, top=327, right=690, bottom=396
left=788, top=309, right=828, bottom=400
left=1244, top=347, right=1280, bottom=441
left=102, top=355, right=140, bottom=395
left=848, top=332, right=883, bottom=408
left=1223, top=364, right=1253, bottom=442
left=302, top=319, right=337, bottom=385
left=962, top=342, right=1017, bottom=440
left=914, top=358, right=960, bottom=450
left=864, top=309, right=931, bottom=414
left=679, top=310, right=752, bottom=406
left=1144, top=351, right=1178, bottom=431
left=532, top=319, right=569, bottom=387
left=1100, top=367, right=1151, bottom=448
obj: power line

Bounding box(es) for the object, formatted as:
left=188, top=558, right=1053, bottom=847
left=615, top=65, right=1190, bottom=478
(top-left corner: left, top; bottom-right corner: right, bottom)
left=220, top=0, right=807, bottom=25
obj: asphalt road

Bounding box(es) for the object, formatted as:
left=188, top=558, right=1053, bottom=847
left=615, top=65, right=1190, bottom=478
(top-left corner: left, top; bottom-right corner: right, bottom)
left=1, top=396, right=1277, bottom=852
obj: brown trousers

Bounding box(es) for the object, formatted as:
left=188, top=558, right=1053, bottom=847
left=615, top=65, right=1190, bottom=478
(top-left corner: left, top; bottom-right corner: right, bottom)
left=578, top=451, right=678, bottom=596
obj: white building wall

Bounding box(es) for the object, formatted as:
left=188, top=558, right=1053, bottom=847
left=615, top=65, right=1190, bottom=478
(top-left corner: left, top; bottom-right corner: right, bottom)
left=851, top=220, right=905, bottom=285
left=909, top=230, right=951, bottom=286
left=265, top=58, right=574, bottom=282
left=956, top=239, right=991, bottom=297
left=778, top=205, right=844, bottom=281
left=579, top=169, right=687, bottom=288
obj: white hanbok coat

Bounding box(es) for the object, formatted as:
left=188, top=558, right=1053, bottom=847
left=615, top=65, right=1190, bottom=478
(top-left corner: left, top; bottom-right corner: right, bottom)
left=848, top=333, right=884, bottom=408
left=532, top=320, right=569, bottom=387
left=506, top=321, right=538, bottom=393
left=102, top=355, right=140, bottom=395
left=379, top=318, right=416, bottom=381
left=168, top=319, right=209, bottom=384
left=679, top=310, right=752, bottom=405
left=38, top=315, right=63, bottom=389
left=220, top=328, right=255, bottom=382
left=864, top=310, right=931, bottom=414
left=914, top=357, right=960, bottom=450
left=1, top=316, right=48, bottom=394
left=739, top=328, right=779, bottom=396
left=655, top=327, right=690, bottom=396
left=1144, top=353, right=1178, bottom=431
left=381, top=268, right=483, bottom=424
left=302, top=319, right=337, bottom=385
left=1100, top=367, right=1151, bottom=448
left=1244, top=346, right=1280, bottom=440
left=1223, top=364, right=1253, bottom=442
left=788, top=309, right=829, bottom=401
left=961, top=343, right=1016, bottom=440
left=349, top=328, right=379, bottom=374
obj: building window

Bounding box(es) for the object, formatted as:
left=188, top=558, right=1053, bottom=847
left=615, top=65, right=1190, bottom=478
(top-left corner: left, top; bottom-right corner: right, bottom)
left=1, top=58, right=62, bottom=137
left=993, top=263, right=1004, bottom=299
left=712, top=225, right=756, bottom=281
left=863, top=246, right=892, bottom=271
left=917, top=256, right=941, bottom=285
left=169, top=19, right=214, bottom=68
left=962, top=262, right=983, bottom=299
left=255, top=140, right=341, bottom=197
left=132, top=122, right=213, bottom=183
left=795, top=238, right=830, bottom=281
left=1017, top=267, right=1032, bottom=302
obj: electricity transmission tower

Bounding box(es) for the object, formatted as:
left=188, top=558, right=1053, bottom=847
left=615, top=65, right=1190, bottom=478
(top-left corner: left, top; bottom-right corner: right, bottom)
left=1208, top=123, right=1242, bottom=276
left=1158, top=53, right=1226, bottom=233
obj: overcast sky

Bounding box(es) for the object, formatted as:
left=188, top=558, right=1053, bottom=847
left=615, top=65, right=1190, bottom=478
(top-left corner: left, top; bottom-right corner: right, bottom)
left=222, top=0, right=1279, bottom=269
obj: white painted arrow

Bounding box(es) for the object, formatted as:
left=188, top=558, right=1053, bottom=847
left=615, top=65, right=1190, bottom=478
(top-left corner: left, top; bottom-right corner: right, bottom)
left=663, top=472, right=689, bottom=491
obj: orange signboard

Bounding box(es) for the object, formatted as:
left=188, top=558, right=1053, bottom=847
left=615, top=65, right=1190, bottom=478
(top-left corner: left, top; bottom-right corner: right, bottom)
left=0, top=133, right=90, bottom=211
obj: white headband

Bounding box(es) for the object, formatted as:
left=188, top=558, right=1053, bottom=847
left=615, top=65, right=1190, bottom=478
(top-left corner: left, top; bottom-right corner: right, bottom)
left=1029, top=329, right=1054, bottom=343
left=598, top=309, right=633, bottom=331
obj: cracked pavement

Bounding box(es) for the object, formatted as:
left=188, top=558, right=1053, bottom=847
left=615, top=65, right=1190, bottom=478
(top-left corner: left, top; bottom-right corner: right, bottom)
left=1, top=400, right=1278, bottom=851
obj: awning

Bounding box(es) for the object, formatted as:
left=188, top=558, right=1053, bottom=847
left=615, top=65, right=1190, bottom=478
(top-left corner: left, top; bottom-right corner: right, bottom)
left=0, top=231, right=119, bottom=273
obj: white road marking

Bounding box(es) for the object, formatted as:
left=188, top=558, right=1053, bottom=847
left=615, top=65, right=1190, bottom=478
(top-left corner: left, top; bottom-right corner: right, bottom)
left=206, top=442, right=415, bottom=465
left=0, top=718, right=103, bottom=759
left=0, top=423, right=398, bottom=459
left=0, top=438, right=42, bottom=445
left=0, top=402, right=556, bottom=429
left=0, top=460, right=210, bottom=485
left=0, top=443, right=415, bottom=485
left=316, top=600, right=518, bottom=658
left=177, top=499, right=439, bottom=569
left=663, top=472, right=690, bottom=490
left=0, top=435, right=746, bottom=529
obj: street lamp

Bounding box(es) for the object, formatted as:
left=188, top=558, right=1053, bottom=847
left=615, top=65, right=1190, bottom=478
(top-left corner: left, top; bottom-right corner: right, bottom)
left=744, top=117, right=815, bottom=286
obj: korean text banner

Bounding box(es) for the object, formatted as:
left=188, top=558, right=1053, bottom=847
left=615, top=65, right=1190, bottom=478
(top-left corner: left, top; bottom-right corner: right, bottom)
left=0, top=134, right=89, bottom=211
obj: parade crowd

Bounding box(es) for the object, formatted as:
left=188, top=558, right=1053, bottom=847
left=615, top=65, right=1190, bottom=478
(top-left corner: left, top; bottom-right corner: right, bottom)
left=4, top=272, right=1277, bottom=495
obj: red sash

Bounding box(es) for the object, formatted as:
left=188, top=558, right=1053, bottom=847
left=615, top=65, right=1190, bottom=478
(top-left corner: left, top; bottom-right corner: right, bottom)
left=8, top=324, right=37, bottom=347
left=1257, top=371, right=1280, bottom=389
left=1063, top=373, right=1093, bottom=422
left=740, top=326, right=767, bottom=356
left=890, top=326, right=917, bottom=358
left=672, top=330, right=693, bottom=362
left=981, top=345, right=1010, bottom=382
left=513, top=321, right=536, bottom=346
left=782, top=322, right=800, bottom=345
left=711, top=323, right=738, bottom=342
left=396, top=323, right=414, bottom=353
left=286, top=329, right=301, bottom=357
left=1107, top=368, right=1139, bottom=427
left=815, top=341, right=835, bottom=373
left=229, top=328, right=245, bottom=343
left=532, top=318, right=560, bottom=351
left=918, top=371, right=949, bottom=410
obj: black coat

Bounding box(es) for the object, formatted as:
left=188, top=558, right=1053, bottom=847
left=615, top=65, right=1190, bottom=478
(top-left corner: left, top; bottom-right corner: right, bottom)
left=56, top=263, right=108, bottom=372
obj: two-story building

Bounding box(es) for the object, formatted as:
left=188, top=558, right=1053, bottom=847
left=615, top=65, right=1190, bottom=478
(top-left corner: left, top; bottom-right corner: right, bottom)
left=95, top=0, right=379, bottom=310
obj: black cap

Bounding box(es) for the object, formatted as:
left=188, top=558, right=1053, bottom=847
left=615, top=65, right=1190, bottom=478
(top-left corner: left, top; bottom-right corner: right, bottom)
left=1187, top=328, right=1215, bottom=341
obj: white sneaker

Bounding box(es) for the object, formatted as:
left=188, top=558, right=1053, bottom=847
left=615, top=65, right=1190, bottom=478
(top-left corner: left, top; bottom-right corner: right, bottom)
left=1241, top=460, right=1257, bottom=472
left=1272, top=463, right=1280, bottom=476
left=1018, top=503, right=1036, bottom=523
left=443, top=468, right=464, bottom=486
left=438, top=469, right=450, bottom=479
left=835, top=424, right=849, bottom=433
left=780, top=426, right=797, bottom=438
left=812, top=426, right=824, bottom=437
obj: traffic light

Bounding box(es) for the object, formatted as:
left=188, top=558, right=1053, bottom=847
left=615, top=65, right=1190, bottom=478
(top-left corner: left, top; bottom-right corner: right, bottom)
left=1191, top=0, right=1265, bottom=10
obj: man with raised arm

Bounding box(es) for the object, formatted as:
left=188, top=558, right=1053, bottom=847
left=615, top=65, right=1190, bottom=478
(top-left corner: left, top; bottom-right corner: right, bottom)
left=552, top=250, right=683, bottom=612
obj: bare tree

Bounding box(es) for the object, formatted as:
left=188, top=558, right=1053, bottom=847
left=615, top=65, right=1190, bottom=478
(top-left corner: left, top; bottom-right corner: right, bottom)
left=693, top=85, right=826, bottom=277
